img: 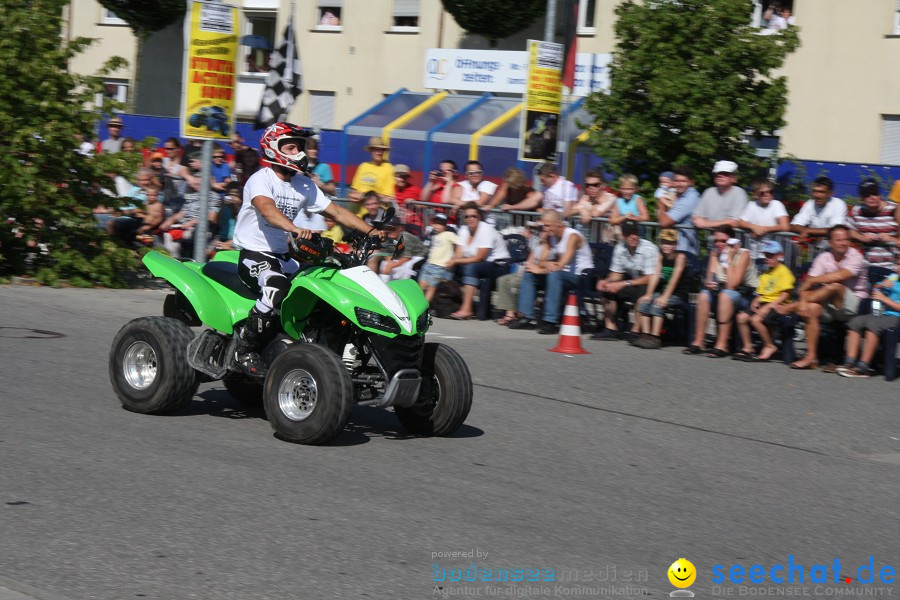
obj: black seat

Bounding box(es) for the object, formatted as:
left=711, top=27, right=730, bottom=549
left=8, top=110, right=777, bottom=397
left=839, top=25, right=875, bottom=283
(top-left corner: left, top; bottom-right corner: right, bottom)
left=201, top=261, right=258, bottom=300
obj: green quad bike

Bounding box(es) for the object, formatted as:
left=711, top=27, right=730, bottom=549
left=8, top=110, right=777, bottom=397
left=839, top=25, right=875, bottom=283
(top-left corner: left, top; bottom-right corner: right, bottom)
left=108, top=214, right=473, bottom=445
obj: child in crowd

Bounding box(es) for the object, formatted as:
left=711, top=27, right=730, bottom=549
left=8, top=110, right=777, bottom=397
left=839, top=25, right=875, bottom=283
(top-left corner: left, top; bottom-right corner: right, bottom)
left=654, top=171, right=676, bottom=210
left=836, top=252, right=900, bottom=378
left=733, top=240, right=795, bottom=362
left=419, top=213, right=458, bottom=303
left=321, top=215, right=344, bottom=244
left=632, top=228, right=690, bottom=349
left=609, top=174, right=649, bottom=225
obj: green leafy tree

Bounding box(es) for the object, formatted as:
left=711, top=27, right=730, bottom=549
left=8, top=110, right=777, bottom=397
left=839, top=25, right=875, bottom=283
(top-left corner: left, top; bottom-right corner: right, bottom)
left=97, top=0, right=185, bottom=109
left=0, top=0, right=139, bottom=286
left=583, top=0, right=799, bottom=190
left=441, top=0, right=546, bottom=47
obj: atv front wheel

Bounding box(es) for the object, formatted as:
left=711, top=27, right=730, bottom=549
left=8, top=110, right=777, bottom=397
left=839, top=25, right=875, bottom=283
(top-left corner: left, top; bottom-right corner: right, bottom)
left=263, top=344, right=352, bottom=445
left=109, top=317, right=199, bottom=414
left=395, top=343, right=472, bottom=436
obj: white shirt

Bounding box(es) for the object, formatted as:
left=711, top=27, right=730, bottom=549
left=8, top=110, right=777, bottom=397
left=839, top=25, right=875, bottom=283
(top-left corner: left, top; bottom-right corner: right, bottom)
left=295, top=208, right=327, bottom=232
left=456, top=221, right=510, bottom=262
left=233, top=168, right=331, bottom=254
left=553, top=227, right=594, bottom=274
left=790, top=197, right=847, bottom=229
left=458, top=180, right=498, bottom=203
left=739, top=199, right=789, bottom=258
left=542, top=177, right=579, bottom=212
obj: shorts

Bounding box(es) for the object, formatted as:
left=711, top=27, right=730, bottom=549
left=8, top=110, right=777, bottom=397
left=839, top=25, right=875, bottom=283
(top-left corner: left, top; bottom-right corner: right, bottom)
left=604, top=283, right=647, bottom=302
left=638, top=293, right=686, bottom=317
left=419, top=262, right=451, bottom=287
left=741, top=302, right=785, bottom=327
left=822, top=287, right=861, bottom=323
left=847, top=313, right=900, bottom=335
left=701, top=288, right=752, bottom=312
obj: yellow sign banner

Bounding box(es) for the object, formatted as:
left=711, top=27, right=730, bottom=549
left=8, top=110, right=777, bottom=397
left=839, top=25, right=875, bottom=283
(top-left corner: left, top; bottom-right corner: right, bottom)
left=520, top=40, right=563, bottom=162
left=181, top=1, right=240, bottom=140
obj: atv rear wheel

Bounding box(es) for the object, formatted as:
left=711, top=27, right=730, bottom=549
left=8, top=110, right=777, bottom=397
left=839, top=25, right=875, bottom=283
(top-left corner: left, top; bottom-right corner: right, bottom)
left=109, top=317, right=199, bottom=414
left=263, top=344, right=352, bottom=445
left=395, top=343, right=472, bottom=436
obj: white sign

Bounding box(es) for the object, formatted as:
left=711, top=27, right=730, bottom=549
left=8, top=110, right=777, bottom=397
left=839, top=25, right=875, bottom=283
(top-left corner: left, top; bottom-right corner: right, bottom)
left=423, top=49, right=611, bottom=97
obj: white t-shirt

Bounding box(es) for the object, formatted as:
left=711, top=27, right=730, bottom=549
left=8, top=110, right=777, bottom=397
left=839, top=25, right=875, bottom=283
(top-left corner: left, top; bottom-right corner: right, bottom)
left=233, top=168, right=331, bottom=253
left=740, top=199, right=788, bottom=227
left=458, top=180, right=498, bottom=203
left=790, top=197, right=847, bottom=229
left=542, top=177, right=579, bottom=212
left=295, top=208, right=327, bottom=232
left=456, top=221, right=510, bottom=262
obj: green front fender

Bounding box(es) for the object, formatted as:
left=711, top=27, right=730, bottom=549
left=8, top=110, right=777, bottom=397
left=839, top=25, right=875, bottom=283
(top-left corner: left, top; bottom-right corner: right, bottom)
left=142, top=251, right=251, bottom=334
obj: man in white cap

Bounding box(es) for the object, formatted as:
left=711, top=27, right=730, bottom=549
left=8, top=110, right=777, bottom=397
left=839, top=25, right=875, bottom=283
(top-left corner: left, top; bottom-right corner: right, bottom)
left=691, top=160, right=749, bottom=231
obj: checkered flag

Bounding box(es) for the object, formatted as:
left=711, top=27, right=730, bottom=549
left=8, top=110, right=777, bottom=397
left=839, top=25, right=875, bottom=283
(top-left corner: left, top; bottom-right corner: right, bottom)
left=254, top=20, right=302, bottom=129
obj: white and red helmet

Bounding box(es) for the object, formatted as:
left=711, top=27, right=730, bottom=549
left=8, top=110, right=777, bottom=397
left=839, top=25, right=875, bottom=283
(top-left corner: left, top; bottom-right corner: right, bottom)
left=260, top=122, right=313, bottom=172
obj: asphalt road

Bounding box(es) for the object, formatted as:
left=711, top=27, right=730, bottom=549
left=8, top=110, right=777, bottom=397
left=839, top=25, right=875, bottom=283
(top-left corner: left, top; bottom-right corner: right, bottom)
left=1, top=285, right=898, bottom=600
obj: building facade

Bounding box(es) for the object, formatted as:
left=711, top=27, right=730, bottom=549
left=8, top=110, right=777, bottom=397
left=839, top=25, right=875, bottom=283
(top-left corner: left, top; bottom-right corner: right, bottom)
left=63, top=0, right=900, bottom=167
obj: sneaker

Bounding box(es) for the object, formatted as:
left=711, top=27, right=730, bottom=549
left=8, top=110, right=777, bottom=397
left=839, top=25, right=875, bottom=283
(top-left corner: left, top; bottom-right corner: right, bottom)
left=537, top=321, right=560, bottom=335
left=235, top=351, right=267, bottom=379
left=821, top=363, right=840, bottom=374
left=837, top=365, right=871, bottom=378
left=634, top=334, right=661, bottom=349
left=507, top=317, right=537, bottom=330
left=590, top=329, right=621, bottom=341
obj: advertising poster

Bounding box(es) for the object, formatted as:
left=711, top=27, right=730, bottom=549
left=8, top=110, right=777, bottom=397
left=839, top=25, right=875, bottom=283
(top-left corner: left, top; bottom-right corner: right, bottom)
left=519, top=40, right=564, bottom=162
left=180, top=0, right=240, bottom=140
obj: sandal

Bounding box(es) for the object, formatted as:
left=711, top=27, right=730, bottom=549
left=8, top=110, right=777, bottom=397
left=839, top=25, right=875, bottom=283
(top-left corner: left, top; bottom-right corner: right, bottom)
left=682, top=345, right=703, bottom=355
left=495, top=315, right=518, bottom=326
left=789, top=360, right=819, bottom=370
left=450, top=312, right=474, bottom=320
left=706, top=348, right=729, bottom=358
left=732, top=351, right=754, bottom=362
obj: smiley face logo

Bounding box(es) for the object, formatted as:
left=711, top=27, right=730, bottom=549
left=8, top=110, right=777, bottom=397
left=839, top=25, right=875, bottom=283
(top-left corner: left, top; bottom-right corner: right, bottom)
left=668, top=558, right=696, bottom=588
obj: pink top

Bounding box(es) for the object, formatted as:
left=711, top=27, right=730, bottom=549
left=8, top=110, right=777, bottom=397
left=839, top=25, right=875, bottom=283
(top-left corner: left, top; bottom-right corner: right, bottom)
left=808, top=246, right=868, bottom=298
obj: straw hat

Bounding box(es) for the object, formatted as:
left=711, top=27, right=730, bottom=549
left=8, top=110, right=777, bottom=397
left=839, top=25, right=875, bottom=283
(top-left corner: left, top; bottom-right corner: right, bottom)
left=364, top=136, right=391, bottom=151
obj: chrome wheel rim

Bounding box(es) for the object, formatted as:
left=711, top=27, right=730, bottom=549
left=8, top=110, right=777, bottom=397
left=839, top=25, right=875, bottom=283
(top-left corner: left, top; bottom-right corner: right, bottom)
left=277, top=369, right=318, bottom=421
left=123, top=341, right=157, bottom=390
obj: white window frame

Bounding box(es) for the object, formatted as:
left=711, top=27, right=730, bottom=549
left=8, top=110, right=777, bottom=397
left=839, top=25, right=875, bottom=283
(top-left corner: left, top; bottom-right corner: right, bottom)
left=100, top=9, right=127, bottom=26
left=315, top=1, right=343, bottom=32
left=894, top=0, right=900, bottom=35
left=576, top=0, right=597, bottom=35
left=94, top=80, right=128, bottom=109
left=389, top=0, right=420, bottom=33
left=241, top=10, right=277, bottom=76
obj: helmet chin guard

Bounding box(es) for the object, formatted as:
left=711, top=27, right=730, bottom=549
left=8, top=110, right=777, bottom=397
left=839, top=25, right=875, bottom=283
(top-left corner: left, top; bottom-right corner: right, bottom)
left=260, top=122, right=314, bottom=173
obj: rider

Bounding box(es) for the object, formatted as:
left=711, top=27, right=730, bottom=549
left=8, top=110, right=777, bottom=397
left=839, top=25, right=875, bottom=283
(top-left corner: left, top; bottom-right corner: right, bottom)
left=231, top=122, right=379, bottom=377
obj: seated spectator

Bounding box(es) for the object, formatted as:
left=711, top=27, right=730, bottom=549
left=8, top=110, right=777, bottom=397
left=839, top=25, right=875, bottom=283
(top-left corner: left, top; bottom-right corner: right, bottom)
left=158, top=172, right=221, bottom=258
left=446, top=202, right=510, bottom=320
left=393, top=164, right=421, bottom=208
left=120, top=137, right=138, bottom=153
left=210, top=182, right=242, bottom=252
left=508, top=210, right=594, bottom=334
left=776, top=225, right=868, bottom=370
left=210, top=146, right=234, bottom=195
left=305, top=137, right=335, bottom=196
left=147, top=151, right=166, bottom=182
left=361, top=191, right=387, bottom=226
left=631, top=228, right=690, bottom=349
left=110, top=183, right=165, bottom=245
left=501, top=162, right=578, bottom=213
left=736, top=178, right=790, bottom=258
left=376, top=218, right=427, bottom=282
left=421, top=160, right=459, bottom=206
left=684, top=225, right=758, bottom=357
left=348, top=137, right=395, bottom=213
left=453, top=160, right=497, bottom=207
left=321, top=215, right=345, bottom=244
left=657, top=165, right=700, bottom=257
left=488, top=167, right=535, bottom=210
left=229, top=133, right=261, bottom=186
left=733, top=240, right=795, bottom=362
left=836, top=253, right=900, bottom=378
left=846, top=179, right=900, bottom=274
left=591, top=221, right=659, bottom=340
left=609, top=174, right=649, bottom=226
left=495, top=224, right=550, bottom=325
left=419, top=213, right=459, bottom=303
left=790, top=176, right=847, bottom=248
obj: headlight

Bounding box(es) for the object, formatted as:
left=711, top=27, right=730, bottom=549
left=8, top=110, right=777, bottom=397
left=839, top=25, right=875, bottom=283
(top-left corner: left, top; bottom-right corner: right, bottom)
left=355, top=308, right=401, bottom=334
left=416, top=310, right=432, bottom=334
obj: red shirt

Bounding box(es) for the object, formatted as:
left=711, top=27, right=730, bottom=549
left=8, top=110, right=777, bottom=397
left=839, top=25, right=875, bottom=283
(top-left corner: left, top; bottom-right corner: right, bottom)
left=395, top=184, right=422, bottom=205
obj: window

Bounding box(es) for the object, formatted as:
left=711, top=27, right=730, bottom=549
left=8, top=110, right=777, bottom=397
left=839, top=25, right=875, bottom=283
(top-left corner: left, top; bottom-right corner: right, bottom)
left=881, top=116, right=900, bottom=165
left=316, top=1, right=342, bottom=31
left=100, top=9, right=127, bottom=26
left=243, top=11, right=276, bottom=74
left=309, top=91, right=336, bottom=130
left=577, top=0, right=596, bottom=34
left=391, top=0, right=420, bottom=31
left=94, top=80, right=128, bottom=109
left=894, top=0, right=900, bottom=35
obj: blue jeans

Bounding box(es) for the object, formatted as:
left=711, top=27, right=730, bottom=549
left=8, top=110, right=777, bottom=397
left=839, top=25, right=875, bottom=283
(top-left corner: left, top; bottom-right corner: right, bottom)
left=518, top=270, right=581, bottom=323
left=638, top=293, right=686, bottom=317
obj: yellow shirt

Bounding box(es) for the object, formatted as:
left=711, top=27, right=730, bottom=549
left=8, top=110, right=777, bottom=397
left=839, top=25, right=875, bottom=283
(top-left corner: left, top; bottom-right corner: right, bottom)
left=427, top=230, right=459, bottom=268
left=321, top=224, right=344, bottom=244
left=351, top=161, right=395, bottom=197
left=756, top=262, right=795, bottom=303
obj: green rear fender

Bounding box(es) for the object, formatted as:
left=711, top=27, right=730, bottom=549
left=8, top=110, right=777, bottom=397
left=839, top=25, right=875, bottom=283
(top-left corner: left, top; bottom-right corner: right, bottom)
left=142, top=251, right=251, bottom=334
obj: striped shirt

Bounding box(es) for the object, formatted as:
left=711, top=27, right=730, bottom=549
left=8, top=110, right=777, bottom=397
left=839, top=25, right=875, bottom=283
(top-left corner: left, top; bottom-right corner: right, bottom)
left=847, top=201, right=898, bottom=264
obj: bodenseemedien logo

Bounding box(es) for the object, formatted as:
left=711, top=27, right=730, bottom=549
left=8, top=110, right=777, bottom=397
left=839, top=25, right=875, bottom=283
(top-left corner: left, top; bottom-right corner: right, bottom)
left=669, top=558, right=697, bottom=598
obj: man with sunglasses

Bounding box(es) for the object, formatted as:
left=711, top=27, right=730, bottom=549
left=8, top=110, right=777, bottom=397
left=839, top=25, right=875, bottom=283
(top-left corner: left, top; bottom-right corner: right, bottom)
left=453, top=160, right=497, bottom=207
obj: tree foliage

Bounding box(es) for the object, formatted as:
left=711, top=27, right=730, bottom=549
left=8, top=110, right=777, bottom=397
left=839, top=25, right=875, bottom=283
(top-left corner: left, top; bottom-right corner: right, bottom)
left=441, top=0, right=546, bottom=46
left=97, top=0, right=185, bottom=39
left=583, top=0, right=800, bottom=189
left=0, top=0, right=139, bottom=286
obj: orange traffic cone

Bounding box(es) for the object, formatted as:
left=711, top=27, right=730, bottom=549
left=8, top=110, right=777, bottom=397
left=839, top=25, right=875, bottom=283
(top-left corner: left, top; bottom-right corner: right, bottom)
left=549, top=292, right=590, bottom=355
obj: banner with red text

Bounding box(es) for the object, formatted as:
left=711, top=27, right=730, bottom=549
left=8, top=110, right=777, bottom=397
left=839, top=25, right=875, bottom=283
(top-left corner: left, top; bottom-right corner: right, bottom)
left=180, top=0, right=240, bottom=140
